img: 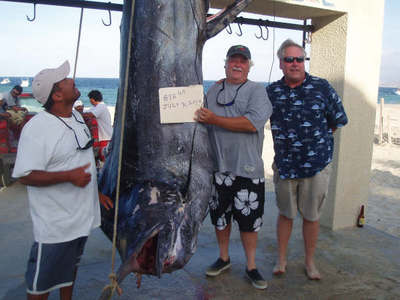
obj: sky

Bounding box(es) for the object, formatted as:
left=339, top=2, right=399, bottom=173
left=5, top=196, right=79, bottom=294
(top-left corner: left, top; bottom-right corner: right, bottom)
left=0, top=0, right=397, bottom=85
left=379, top=0, right=400, bottom=87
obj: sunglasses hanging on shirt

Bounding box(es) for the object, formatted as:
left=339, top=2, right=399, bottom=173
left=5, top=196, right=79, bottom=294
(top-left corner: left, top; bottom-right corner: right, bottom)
left=216, top=80, right=248, bottom=107
left=51, top=112, right=94, bottom=151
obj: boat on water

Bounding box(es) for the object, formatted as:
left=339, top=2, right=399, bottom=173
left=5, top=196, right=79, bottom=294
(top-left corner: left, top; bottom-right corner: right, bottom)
left=395, top=88, right=400, bottom=96
left=0, top=78, right=10, bottom=85
left=20, top=79, right=29, bottom=87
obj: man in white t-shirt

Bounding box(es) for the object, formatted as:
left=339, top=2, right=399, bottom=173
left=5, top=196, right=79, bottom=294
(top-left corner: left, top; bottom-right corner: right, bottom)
left=85, top=90, right=112, bottom=142
left=12, top=60, right=113, bottom=300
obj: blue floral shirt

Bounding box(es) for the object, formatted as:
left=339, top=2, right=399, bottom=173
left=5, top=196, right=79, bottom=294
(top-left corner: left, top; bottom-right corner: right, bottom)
left=266, top=73, right=348, bottom=179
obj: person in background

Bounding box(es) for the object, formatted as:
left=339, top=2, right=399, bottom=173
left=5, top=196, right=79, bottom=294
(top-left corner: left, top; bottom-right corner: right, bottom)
left=266, top=39, right=348, bottom=280
left=12, top=60, right=113, bottom=300
left=0, top=98, right=10, bottom=119
left=195, top=45, right=272, bottom=289
left=0, top=99, right=12, bottom=152
left=85, top=90, right=112, bottom=142
left=0, top=85, right=27, bottom=133
left=73, top=99, right=84, bottom=114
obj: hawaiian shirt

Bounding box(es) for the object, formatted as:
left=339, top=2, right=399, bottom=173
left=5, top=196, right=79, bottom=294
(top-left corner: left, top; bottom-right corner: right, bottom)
left=266, top=73, right=348, bottom=179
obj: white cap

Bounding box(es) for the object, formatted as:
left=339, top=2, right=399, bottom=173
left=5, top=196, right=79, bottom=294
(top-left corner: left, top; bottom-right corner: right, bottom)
left=73, top=100, right=83, bottom=107
left=32, top=60, right=70, bottom=105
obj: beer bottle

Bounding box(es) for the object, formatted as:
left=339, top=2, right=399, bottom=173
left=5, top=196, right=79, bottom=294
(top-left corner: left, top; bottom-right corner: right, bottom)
left=357, top=205, right=365, bottom=227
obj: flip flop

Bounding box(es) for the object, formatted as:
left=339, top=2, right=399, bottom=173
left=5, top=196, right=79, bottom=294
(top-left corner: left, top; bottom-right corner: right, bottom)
left=272, top=262, right=286, bottom=275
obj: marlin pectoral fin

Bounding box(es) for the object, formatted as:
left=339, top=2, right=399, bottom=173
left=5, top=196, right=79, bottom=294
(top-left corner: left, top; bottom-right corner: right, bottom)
left=206, top=0, right=253, bottom=39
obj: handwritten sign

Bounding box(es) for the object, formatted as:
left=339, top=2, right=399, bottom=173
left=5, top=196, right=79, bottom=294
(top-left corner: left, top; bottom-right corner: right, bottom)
left=159, top=85, right=203, bottom=124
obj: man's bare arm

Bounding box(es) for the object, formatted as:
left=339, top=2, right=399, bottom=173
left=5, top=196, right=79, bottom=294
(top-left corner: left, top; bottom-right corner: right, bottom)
left=19, top=163, right=92, bottom=187
left=195, top=107, right=256, bottom=132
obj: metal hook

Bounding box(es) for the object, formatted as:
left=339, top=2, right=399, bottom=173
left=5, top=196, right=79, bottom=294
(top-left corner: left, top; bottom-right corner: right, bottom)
left=226, top=23, right=232, bottom=34
left=263, top=25, right=269, bottom=41
left=102, top=3, right=112, bottom=26
left=26, top=3, right=36, bottom=22
left=306, top=31, right=312, bottom=44
left=236, top=22, right=243, bottom=37
left=255, top=25, right=262, bottom=39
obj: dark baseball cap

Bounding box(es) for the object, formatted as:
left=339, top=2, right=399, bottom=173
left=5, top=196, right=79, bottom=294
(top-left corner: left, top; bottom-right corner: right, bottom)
left=226, top=45, right=251, bottom=60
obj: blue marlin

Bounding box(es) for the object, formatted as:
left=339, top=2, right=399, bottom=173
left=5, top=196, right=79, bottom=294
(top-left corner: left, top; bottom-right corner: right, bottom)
left=98, top=0, right=253, bottom=295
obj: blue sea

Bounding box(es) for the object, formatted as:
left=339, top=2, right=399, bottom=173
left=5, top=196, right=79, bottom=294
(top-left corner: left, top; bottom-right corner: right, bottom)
left=0, top=77, right=398, bottom=112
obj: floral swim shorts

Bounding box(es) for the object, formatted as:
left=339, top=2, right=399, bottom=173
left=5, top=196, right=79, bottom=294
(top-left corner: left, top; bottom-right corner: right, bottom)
left=209, top=172, right=265, bottom=232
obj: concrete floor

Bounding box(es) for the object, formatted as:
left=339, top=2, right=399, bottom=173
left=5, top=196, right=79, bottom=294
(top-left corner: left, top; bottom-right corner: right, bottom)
left=0, top=182, right=399, bottom=300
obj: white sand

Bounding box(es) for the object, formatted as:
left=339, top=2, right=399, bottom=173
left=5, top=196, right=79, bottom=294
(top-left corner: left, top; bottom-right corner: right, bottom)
left=368, top=143, right=400, bottom=237
left=370, top=103, right=400, bottom=237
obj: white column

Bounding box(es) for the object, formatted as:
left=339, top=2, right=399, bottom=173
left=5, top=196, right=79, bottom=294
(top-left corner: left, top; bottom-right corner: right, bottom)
left=310, top=0, right=384, bottom=229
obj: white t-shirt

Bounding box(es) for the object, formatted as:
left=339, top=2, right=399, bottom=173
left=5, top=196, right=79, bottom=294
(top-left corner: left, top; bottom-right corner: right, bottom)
left=88, top=102, right=112, bottom=141
left=12, top=111, right=101, bottom=243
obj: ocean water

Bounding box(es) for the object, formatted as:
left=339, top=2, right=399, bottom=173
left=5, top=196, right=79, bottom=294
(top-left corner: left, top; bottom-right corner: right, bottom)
left=1, top=77, right=398, bottom=112
left=0, top=77, right=119, bottom=112
left=376, top=87, right=400, bottom=104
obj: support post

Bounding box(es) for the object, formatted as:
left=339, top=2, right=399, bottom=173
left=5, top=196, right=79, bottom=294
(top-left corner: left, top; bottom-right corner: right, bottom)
left=379, top=98, right=384, bottom=144
left=310, top=0, right=384, bottom=229
left=388, top=114, right=392, bottom=144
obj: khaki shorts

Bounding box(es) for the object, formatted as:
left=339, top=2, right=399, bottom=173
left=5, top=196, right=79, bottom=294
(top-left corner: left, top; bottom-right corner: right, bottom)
left=273, top=164, right=332, bottom=221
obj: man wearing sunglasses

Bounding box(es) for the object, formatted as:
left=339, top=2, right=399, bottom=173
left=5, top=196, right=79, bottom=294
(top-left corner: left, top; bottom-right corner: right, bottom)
left=196, top=45, right=272, bottom=289
left=12, top=61, right=113, bottom=300
left=266, top=39, right=348, bottom=280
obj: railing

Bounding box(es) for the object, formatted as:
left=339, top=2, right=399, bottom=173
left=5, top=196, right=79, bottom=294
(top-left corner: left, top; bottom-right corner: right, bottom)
left=376, top=98, right=400, bottom=145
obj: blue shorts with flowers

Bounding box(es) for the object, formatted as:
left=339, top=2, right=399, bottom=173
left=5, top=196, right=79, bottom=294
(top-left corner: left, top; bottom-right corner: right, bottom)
left=209, top=172, right=265, bottom=232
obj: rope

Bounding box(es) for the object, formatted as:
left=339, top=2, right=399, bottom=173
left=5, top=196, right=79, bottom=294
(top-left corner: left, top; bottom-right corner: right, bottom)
left=100, top=273, right=121, bottom=298
left=268, top=0, right=276, bottom=84
left=73, top=7, right=84, bottom=80
left=101, top=1, right=136, bottom=299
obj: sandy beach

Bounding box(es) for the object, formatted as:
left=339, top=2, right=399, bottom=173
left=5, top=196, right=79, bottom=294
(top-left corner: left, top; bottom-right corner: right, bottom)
left=368, top=103, right=400, bottom=237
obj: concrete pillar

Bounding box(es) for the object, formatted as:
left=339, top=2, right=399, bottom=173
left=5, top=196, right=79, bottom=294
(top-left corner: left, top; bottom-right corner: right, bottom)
left=310, top=1, right=384, bottom=229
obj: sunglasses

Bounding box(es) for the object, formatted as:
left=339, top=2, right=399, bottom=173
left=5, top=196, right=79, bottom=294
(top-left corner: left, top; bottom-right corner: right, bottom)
left=283, top=56, right=305, bottom=63
left=216, top=80, right=247, bottom=107
left=54, top=112, right=94, bottom=150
